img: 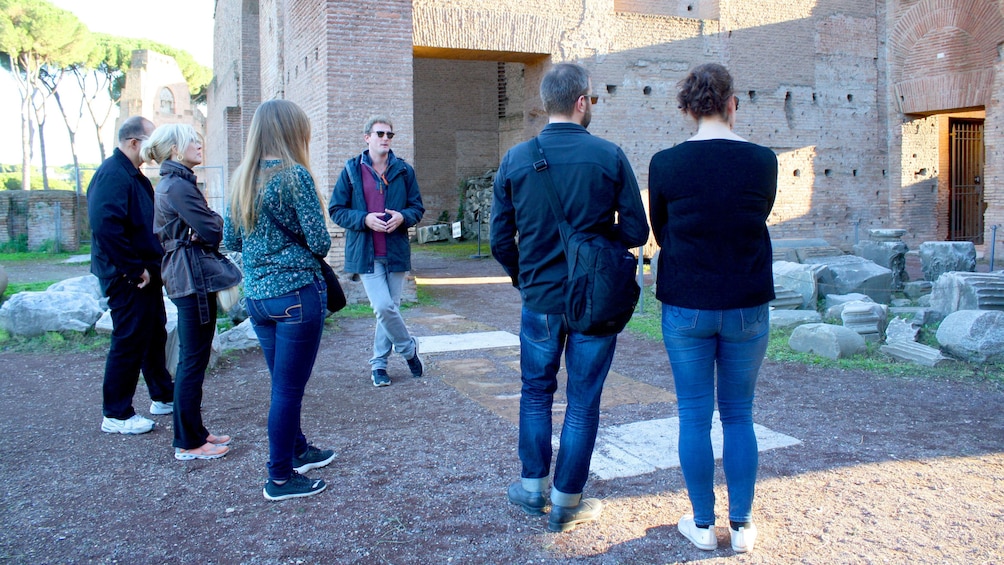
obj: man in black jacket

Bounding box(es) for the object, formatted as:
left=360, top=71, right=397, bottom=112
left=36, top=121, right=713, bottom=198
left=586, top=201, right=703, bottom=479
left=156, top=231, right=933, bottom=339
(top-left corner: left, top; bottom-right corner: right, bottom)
left=491, top=63, right=650, bottom=533
left=88, top=116, right=174, bottom=435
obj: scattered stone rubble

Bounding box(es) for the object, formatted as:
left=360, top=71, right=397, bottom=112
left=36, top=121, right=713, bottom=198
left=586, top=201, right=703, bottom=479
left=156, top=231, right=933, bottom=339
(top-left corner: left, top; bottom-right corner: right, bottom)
left=3, top=231, right=1003, bottom=369
left=769, top=233, right=1003, bottom=366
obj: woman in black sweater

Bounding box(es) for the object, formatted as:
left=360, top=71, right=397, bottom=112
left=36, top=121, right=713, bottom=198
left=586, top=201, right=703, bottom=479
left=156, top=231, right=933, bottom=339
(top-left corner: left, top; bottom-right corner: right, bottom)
left=649, top=63, right=777, bottom=554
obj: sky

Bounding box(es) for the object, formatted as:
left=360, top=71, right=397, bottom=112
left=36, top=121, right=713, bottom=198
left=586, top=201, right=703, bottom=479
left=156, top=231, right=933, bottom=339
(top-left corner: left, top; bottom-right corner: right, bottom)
left=0, top=0, right=215, bottom=167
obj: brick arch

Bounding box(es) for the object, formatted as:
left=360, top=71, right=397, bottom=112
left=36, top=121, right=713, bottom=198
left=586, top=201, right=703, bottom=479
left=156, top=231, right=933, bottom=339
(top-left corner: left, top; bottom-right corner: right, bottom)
left=889, top=0, right=1004, bottom=113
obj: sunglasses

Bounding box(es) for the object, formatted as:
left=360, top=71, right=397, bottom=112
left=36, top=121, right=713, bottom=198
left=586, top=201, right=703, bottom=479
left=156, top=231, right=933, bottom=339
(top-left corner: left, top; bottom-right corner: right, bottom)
left=582, top=94, right=599, bottom=104
left=371, top=131, right=395, bottom=139
left=733, top=95, right=740, bottom=111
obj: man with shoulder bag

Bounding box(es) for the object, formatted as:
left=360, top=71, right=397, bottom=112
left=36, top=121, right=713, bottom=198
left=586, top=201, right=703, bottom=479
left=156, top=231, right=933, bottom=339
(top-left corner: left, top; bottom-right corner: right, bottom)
left=490, top=62, right=649, bottom=533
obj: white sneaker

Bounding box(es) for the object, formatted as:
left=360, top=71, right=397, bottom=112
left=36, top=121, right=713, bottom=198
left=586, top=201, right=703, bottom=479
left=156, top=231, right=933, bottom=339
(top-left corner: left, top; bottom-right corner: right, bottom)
left=678, top=514, right=717, bottom=550
left=101, top=414, right=155, bottom=434
left=730, top=523, right=758, bottom=553
left=150, top=401, right=174, bottom=415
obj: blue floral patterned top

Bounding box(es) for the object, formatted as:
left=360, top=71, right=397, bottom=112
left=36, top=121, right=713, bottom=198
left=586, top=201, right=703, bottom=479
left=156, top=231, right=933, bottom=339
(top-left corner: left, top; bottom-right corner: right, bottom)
left=223, top=160, right=331, bottom=300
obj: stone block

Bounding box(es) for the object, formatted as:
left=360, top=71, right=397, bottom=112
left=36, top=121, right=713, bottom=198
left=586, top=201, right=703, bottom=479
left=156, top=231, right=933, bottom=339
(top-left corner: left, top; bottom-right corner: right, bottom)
left=880, top=340, right=956, bottom=367
left=935, top=310, right=1004, bottom=364
left=0, top=290, right=103, bottom=337
left=903, top=280, right=933, bottom=300
left=884, top=316, right=919, bottom=343
left=929, top=271, right=1004, bottom=317
left=772, top=261, right=819, bottom=309
left=854, top=239, right=908, bottom=290
left=805, top=255, right=893, bottom=303
left=888, top=306, right=937, bottom=326
left=770, top=309, right=822, bottom=329
left=416, top=224, right=452, bottom=244
left=770, top=285, right=804, bottom=310
left=824, top=293, right=873, bottom=310
left=788, top=323, right=867, bottom=360
left=840, top=301, right=888, bottom=342
left=919, top=241, right=976, bottom=281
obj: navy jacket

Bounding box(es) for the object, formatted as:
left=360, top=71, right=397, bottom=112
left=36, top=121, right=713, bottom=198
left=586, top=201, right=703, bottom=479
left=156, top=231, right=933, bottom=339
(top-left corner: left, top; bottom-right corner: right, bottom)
left=328, top=149, right=424, bottom=274
left=87, top=148, right=164, bottom=293
left=490, top=122, right=650, bottom=314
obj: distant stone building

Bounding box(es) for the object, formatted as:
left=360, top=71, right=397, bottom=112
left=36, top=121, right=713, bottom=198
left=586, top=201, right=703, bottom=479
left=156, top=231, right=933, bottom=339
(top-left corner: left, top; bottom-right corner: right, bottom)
left=207, top=0, right=1003, bottom=270
left=116, top=49, right=223, bottom=210
left=117, top=49, right=204, bottom=135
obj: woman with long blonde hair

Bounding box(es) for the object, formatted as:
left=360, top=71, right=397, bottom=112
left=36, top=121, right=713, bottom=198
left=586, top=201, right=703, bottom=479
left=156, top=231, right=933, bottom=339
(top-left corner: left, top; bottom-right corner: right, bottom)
left=223, top=99, right=335, bottom=501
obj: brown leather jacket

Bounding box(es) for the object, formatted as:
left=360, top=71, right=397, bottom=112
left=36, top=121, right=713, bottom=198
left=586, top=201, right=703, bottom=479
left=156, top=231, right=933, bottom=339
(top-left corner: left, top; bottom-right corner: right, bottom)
left=153, top=160, right=241, bottom=322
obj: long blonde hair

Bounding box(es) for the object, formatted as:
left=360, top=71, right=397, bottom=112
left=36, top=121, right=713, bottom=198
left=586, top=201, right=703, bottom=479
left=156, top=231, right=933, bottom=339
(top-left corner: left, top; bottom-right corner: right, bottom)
left=228, top=99, right=320, bottom=232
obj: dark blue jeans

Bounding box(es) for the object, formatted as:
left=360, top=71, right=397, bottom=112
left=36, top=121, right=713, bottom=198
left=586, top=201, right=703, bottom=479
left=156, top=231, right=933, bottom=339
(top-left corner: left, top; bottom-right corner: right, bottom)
left=102, top=277, right=174, bottom=420
left=171, top=292, right=217, bottom=449
left=661, top=303, right=770, bottom=527
left=517, top=306, right=617, bottom=500
left=247, top=280, right=326, bottom=481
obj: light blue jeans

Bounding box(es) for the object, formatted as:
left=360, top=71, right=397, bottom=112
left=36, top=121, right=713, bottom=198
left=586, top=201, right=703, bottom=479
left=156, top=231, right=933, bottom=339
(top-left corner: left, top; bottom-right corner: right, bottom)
left=661, top=303, right=770, bottom=527
left=360, top=259, right=415, bottom=369
left=517, top=307, right=617, bottom=505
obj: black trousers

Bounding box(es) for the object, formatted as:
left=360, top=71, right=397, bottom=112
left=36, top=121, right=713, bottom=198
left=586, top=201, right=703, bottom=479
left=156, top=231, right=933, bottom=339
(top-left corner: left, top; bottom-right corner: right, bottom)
left=102, top=278, right=174, bottom=420
left=171, top=293, right=217, bottom=449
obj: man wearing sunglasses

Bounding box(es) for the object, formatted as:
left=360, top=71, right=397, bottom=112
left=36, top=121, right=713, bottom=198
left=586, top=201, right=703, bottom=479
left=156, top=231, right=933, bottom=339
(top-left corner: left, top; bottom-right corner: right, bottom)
left=88, top=116, right=176, bottom=435
left=490, top=63, right=649, bottom=533
left=329, top=116, right=425, bottom=388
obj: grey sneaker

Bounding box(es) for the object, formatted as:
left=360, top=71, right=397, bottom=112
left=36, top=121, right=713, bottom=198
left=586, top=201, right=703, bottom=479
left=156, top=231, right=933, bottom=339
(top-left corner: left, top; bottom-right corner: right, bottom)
left=150, top=401, right=174, bottom=415
left=547, top=498, right=603, bottom=533
left=101, top=414, right=155, bottom=435
left=507, top=482, right=548, bottom=516
left=406, top=338, right=423, bottom=378
left=263, top=472, right=326, bottom=501
left=371, top=369, right=391, bottom=387
left=292, top=445, right=335, bottom=474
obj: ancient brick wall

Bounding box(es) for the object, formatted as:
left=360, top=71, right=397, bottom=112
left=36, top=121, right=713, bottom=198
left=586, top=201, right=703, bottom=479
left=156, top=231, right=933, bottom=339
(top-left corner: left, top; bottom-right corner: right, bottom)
left=413, top=58, right=500, bottom=223
left=207, top=0, right=1004, bottom=267
left=0, top=191, right=84, bottom=251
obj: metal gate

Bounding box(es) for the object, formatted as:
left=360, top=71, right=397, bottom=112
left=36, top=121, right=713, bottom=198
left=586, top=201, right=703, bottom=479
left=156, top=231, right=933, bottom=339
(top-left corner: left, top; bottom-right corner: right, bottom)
left=948, top=119, right=985, bottom=243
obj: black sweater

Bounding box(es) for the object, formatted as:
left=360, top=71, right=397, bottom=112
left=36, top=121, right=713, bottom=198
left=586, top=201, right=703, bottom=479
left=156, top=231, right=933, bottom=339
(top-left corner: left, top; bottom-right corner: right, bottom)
left=649, top=139, right=778, bottom=310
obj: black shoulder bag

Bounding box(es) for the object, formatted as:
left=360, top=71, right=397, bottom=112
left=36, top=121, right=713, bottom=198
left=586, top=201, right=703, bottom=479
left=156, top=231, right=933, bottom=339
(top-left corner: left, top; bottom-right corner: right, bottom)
left=259, top=206, right=347, bottom=314
left=532, top=137, right=640, bottom=336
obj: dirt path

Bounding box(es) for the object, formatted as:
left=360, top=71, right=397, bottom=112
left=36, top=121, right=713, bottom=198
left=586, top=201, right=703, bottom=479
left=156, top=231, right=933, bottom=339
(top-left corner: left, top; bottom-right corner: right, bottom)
left=1, top=250, right=1002, bottom=564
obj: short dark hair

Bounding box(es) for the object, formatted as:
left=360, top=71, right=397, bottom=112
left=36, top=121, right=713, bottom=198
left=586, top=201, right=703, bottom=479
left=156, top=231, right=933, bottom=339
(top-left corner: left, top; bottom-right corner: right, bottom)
left=540, top=63, right=590, bottom=117
left=677, top=63, right=734, bottom=120
left=118, top=116, right=153, bottom=142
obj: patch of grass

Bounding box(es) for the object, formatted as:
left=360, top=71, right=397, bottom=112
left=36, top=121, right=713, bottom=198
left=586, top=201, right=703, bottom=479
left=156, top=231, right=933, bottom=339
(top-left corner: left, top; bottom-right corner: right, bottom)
left=625, top=291, right=661, bottom=340
left=416, top=239, right=489, bottom=259
left=0, top=328, right=110, bottom=354
left=330, top=303, right=373, bottom=319
left=0, top=244, right=91, bottom=263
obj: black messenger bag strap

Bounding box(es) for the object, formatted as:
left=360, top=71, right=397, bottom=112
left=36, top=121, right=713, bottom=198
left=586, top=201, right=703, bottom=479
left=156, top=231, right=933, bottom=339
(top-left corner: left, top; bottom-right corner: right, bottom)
left=531, top=137, right=573, bottom=248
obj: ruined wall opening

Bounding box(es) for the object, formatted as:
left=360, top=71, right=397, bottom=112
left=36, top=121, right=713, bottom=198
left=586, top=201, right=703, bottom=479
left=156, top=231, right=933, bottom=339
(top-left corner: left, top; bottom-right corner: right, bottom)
left=411, top=48, right=547, bottom=227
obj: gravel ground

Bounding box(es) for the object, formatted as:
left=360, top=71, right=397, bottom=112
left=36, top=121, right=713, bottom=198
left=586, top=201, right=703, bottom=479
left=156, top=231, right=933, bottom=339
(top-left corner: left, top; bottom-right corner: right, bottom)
left=1, top=250, right=1002, bottom=564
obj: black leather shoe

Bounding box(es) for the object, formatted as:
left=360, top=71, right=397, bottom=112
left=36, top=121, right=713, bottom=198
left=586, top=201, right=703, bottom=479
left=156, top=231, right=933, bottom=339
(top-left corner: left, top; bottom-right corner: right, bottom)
left=547, top=498, right=603, bottom=532
left=507, top=482, right=547, bottom=516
